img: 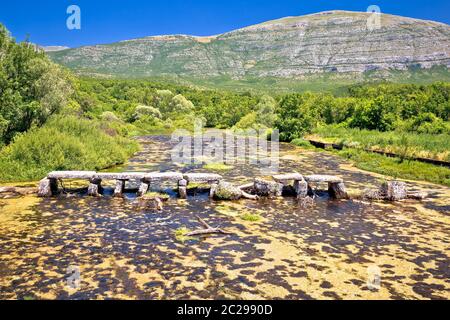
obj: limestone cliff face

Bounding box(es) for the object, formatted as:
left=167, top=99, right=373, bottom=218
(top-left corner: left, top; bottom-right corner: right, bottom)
left=49, top=11, right=450, bottom=78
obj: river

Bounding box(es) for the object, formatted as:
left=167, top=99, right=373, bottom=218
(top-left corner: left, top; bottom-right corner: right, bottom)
left=0, top=135, right=449, bottom=300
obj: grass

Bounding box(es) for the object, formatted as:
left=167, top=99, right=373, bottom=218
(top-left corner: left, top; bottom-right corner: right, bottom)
left=174, top=227, right=194, bottom=243
left=241, top=212, right=261, bottom=222
left=291, top=138, right=315, bottom=150
left=336, top=148, right=450, bottom=187
left=311, top=125, right=450, bottom=161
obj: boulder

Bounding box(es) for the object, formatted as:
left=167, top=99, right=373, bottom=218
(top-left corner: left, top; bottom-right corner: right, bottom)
left=294, top=179, right=308, bottom=199
left=380, top=181, right=407, bottom=201
left=87, top=178, right=102, bottom=197
left=178, top=179, right=188, bottom=199
left=328, top=182, right=349, bottom=200
left=363, top=181, right=426, bottom=201
left=214, top=182, right=243, bottom=201
left=254, top=179, right=283, bottom=197
left=38, top=178, right=58, bottom=197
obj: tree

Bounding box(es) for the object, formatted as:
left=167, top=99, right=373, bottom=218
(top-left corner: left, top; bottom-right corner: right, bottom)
left=168, top=94, right=194, bottom=114
left=0, top=23, right=72, bottom=144
left=275, top=93, right=319, bottom=141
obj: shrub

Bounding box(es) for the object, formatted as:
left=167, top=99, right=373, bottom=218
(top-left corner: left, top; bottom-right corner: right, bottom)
left=0, top=116, right=138, bottom=182
left=291, top=138, right=313, bottom=149
left=133, top=105, right=162, bottom=120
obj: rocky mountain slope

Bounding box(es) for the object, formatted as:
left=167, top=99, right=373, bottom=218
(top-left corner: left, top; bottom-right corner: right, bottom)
left=48, top=11, right=450, bottom=79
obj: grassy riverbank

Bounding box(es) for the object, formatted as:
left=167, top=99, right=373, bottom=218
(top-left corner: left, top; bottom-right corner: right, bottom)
left=292, top=139, right=450, bottom=187
left=309, top=125, right=450, bottom=162
left=0, top=116, right=139, bottom=182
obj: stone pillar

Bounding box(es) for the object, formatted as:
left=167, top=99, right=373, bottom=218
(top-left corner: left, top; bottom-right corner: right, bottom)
left=88, top=178, right=102, bottom=197
left=38, top=178, right=58, bottom=197
left=294, top=179, right=308, bottom=199
left=328, top=182, right=348, bottom=200
left=114, top=180, right=126, bottom=198
left=178, top=179, right=187, bottom=199
left=380, top=181, right=407, bottom=201
left=210, top=183, right=218, bottom=198
left=137, top=180, right=150, bottom=197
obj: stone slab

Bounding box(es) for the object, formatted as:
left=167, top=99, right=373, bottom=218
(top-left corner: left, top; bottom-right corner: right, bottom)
left=273, top=173, right=304, bottom=183
left=96, top=172, right=146, bottom=180
left=145, top=172, right=184, bottom=182
left=305, top=175, right=343, bottom=184
left=48, top=171, right=97, bottom=180
left=183, top=173, right=223, bottom=183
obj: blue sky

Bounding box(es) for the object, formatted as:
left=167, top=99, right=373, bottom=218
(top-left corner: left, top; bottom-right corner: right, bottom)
left=1, top=0, right=449, bottom=48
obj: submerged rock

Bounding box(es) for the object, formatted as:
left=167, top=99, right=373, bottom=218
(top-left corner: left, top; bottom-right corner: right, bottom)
left=363, top=181, right=428, bottom=201
left=214, top=182, right=243, bottom=201
left=254, top=179, right=283, bottom=197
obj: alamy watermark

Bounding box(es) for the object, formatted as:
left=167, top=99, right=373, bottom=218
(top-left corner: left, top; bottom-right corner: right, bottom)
left=67, top=5, right=81, bottom=30
left=367, top=5, right=382, bottom=31
left=66, top=265, right=81, bottom=290
left=367, top=265, right=381, bottom=291
left=171, top=119, right=280, bottom=175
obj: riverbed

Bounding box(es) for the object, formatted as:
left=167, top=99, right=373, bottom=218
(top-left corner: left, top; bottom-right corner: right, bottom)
left=0, top=136, right=449, bottom=300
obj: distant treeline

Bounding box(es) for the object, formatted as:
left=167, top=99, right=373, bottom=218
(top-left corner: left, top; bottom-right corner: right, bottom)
left=276, top=82, right=450, bottom=141
left=72, top=78, right=450, bottom=140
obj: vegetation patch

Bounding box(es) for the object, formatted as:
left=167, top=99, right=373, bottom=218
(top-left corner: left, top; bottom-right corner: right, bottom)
left=203, top=163, right=234, bottom=171
left=240, top=212, right=261, bottom=222
left=0, top=116, right=138, bottom=182
left=174, top=227, right=194, bottom=243
left=336, top=149, right=450, bottom=187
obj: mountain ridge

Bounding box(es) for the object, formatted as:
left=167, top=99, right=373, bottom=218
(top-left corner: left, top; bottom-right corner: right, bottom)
left=48, top=10, right=450, bottom=83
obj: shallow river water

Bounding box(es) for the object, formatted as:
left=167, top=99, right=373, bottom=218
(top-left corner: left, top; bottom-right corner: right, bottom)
left=0, top=136, right=449, bottom=300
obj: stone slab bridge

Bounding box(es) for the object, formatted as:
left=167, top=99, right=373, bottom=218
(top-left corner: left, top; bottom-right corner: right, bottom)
left=38, top=171, right=348, bottom=200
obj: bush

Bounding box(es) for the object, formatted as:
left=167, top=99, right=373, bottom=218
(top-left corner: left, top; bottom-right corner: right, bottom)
left=291, top=138, right=313, bottom=149
left=133, top=105, right=162, bottom=120
left=0, top=116, right=139, bottom=182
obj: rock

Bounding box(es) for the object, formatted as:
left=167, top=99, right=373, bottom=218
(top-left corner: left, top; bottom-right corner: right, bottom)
left=145, top=172, right=184, bottom=183
left=210, top=183, right=218, bottom=198
left=97, top=172, right=146, bottom=180
left=38, top=178, right=58, bottom=197
left=328, top=182, right=349, bottom=200
left=183, top=173, right=223, bottom=184
left=136, top=195, right=165, bottom=211
left=407, top=191, right=428, bottom=200
left=178, top=179, right=188, bottom=199
left=254, top=179, right=283, bottom=197
left=380, top=181, right=407, bottom=201
left=114, top=180, right=126, bottom=198
left=305, top=175, right=343, bottom=184
left=294, top=179, right=308, bottom=199
left=214, top=182, right=243, bottom=201
left=87, top=178, right=102, bottom=197
left=363, top=181, right=425, bottom=201
left=137, top=181, right=150, bottom=197
left=273, top=173, right=304, bottom=185
left=48, top=171, right=96, bottom=180
left=299, top=196, right=315, bottom=207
